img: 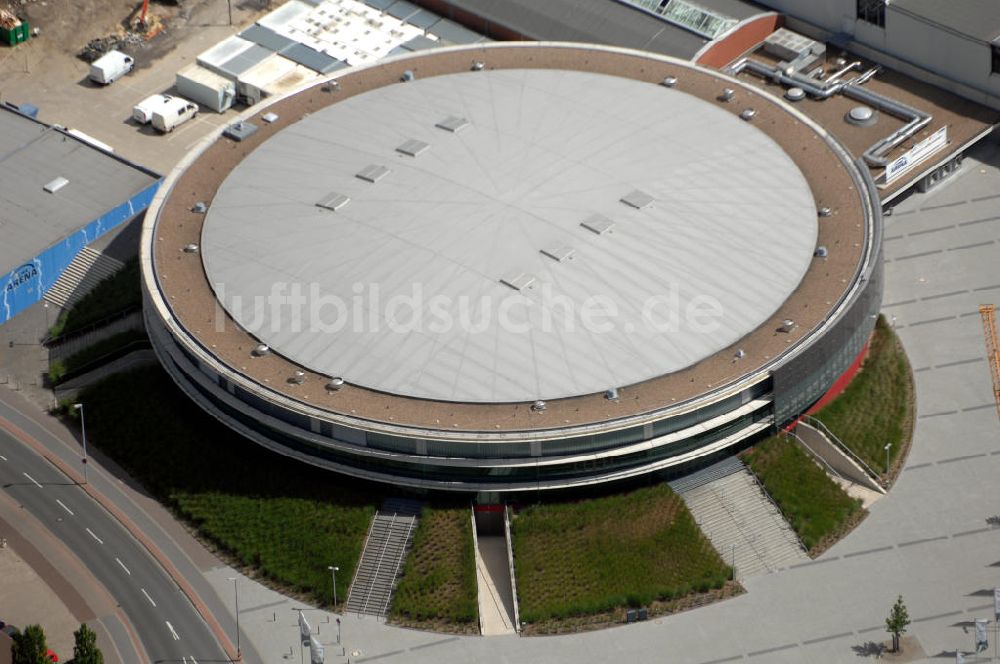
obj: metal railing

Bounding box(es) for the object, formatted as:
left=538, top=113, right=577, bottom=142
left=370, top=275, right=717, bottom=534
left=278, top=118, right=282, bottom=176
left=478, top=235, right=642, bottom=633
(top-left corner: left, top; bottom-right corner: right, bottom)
left=380, top=516, right=416, bottom=617
left=802, top=415, right=883, bottom=484
left=503, top=505, right=521, bottom=633
left=345, top=515, right=377, bottom=611
left=360, top=513, right=398, bottom=616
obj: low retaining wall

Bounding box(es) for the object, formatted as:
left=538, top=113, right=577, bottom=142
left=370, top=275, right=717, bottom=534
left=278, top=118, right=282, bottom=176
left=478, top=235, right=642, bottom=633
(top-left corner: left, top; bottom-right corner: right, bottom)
left=794, top=422, right=885, bottom=494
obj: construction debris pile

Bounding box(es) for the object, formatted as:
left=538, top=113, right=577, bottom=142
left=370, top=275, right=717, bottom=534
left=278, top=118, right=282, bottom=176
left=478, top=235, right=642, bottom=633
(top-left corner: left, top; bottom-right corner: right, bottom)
left=78, top=32, right=144, bottom=62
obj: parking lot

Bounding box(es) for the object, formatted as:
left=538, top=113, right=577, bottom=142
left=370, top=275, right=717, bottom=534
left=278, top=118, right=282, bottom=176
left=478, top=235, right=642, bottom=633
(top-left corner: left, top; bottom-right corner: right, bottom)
left=0, top=0, right=275, bottom=174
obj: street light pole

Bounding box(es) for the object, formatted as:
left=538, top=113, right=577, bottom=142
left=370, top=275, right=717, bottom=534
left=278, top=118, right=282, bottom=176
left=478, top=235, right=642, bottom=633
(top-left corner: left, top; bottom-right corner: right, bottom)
left=884, top=442, right=892, bottom=475
left=72, top=403, right=88, bottom=484
left=328, top=565, right=339, bottom=608
left=228, top=577, right=241, bottom=660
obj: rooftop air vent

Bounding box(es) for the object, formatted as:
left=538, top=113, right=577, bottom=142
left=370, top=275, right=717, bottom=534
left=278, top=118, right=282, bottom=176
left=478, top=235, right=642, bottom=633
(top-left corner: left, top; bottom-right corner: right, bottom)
left=500, top=272, right=535, bottom=291
left=191, top=201, right=208, bottom=213
left=43, top=177, right=69, bottom=193
left=261, top=112, right=279, bottom=124
left=356, top=165, right=390, bottom=183
left=471, top=60, right=485, bottom=71
left=540, top=244, right=575, bottom=262
left=252, top=343, right=270, bottom=356
left=739, top=108, right=757, bottom=121
left=621, top=190, right=654, bottom=210
left=316, top=192, right=350, bottom=211
left=814, top=245, right=829, bottom=258
left=183, top=243, right=200, bottom=253
left=778, top=319, right=795, bottom=333
left=661, top=75, right=678, bottom=87
left=321, top=80, right=340, bottom=92
left=401, top=69, right=415, bottom=82
left=396, top=139, right=429, bottom=157
left=785, top=87, right=806, bottom=102
left=435, top=116, right=469, bottom=133
left=605, top=388, right=620, bottom=401
left=289, top=370, right=306, bottom=385
left=580, top=214, right=615, bottom=235
left=719, top=88, right=735, bottom=102
left=223, top=121, right=258, bottom=142
left=326, top=377, right=345, bottom=391
left=845, top=106, right=878, bottom=127
left=734, top=348, right=746, bottom=359
left=818, top=206, right=832, bottom=217
left=531, top=400, right=547, bottom=412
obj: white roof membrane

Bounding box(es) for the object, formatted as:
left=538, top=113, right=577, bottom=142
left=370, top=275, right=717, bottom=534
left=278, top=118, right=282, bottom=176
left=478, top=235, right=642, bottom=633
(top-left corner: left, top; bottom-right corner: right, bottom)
left=201, top=69, right=818, bottom=403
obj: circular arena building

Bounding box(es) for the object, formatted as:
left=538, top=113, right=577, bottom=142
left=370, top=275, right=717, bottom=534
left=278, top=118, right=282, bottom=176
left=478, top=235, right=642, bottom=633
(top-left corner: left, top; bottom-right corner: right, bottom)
left=141, top=42, right=882, bottom=493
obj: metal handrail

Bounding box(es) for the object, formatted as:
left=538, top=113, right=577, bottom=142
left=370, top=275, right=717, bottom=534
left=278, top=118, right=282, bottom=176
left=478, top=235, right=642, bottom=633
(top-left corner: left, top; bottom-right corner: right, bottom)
left=786, top=430, right=845, bottom=482
left=802, top=416, right=883, bottom=482
left=504, top=506, right=521, bottom=632
left=44, top=305, right=141, bottom=347
left=361, top=513, right=398, bottom=616
left=346, top=514, right=377, bottom=611
left=380, top=515, right=416, bottom=617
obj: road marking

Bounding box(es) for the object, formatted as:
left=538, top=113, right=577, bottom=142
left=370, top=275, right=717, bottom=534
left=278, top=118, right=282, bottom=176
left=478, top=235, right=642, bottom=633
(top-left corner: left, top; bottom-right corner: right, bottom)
left=165, top=621, right=180, bottom=641
left=85, top=527, right=104, bottom=544
left=22, top=472, right=42, bottom=488
left=115, top=557, right=131, bottom=575
left=183, top=657, right=198, bottom=664
left=56, top=499, right=74, bottom=516
left=141, top=588, right=157, bottom=607
left=0, top=454, right=7, bottom=461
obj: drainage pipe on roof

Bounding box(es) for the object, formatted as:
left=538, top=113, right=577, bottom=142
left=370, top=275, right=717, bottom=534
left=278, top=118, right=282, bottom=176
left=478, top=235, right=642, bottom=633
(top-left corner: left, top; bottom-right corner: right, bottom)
left=727, top=58, right=932, bottom=167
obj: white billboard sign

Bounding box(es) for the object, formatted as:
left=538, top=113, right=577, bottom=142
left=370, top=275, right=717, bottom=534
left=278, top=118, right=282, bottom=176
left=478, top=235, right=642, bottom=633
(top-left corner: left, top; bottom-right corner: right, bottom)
left=885, top=126, right=948, bottom=184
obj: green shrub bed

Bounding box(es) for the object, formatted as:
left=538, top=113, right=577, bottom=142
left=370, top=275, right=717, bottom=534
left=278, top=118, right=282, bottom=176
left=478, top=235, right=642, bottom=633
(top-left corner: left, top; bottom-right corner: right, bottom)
left=48, top=330, right=149, bottom=384
left=50, top=258, right=141, bottom=338
left=68, top=367, right=377, bottom=607
left=512, top=485, right=730, bottom=623
left=391, top=507, right=478, bottom=625
left=813, top=315, right=913, bottom=473
left=742, top=436, right=862, bottom=553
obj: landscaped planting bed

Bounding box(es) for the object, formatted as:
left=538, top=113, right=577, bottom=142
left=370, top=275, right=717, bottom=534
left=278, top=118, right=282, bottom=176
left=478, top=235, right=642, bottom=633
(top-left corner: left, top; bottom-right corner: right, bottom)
left=511, top=485, right=732, bottom=626
left=813, top=315, right=914, bottom=474
left=742, top=436, right=863, bottom=554
left=67, top=367, right=377, bottom=607
left=49, top=258, right=141, bottom=338
left=390, top=507, right=478, bottom=631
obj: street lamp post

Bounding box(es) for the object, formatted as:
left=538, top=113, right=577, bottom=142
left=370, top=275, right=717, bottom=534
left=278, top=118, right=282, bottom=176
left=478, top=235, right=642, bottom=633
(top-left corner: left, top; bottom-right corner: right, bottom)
left=228, top=577, right=241, bottom=660
left=884, top=442, right=892, bottom=475
left=336, top=617, right=341, bottom=645
left=72, top=403, right=88, bottom=484
left=328, top=565, right=339, bottom=608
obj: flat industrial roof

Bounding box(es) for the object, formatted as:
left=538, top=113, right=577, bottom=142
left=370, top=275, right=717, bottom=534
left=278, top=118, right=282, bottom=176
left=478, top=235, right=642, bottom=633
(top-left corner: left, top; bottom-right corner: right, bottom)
left=0, top=108, right=158, bottom=276
left=202, top=68, right=817, bottom=403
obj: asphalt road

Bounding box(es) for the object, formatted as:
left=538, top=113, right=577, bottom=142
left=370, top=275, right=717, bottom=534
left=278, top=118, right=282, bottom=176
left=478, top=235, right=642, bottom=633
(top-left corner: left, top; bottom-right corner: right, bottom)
left=0, top=427, right=227, bottom=664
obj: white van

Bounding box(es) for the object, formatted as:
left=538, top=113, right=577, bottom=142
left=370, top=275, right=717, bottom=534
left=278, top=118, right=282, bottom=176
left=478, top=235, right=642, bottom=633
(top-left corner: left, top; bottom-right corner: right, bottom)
left=151, top=97, right=199, bottom=133
left=89, top=50, right=134, bottom=85
left=132, top=94, right=174, bottom=124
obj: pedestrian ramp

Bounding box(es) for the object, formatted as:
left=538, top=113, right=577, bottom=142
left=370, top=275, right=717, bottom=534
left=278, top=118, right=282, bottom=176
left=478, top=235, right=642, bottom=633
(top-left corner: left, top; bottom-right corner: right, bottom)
left=346, top=498, right=422, bottom=617
left=668, top=456, right=808, bottom=580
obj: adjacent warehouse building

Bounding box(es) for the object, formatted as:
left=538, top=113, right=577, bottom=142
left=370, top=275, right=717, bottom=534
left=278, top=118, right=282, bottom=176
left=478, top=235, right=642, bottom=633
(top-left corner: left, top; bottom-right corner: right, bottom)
left=143, top=43, right=882, bottom=493
left=1, top=105, right=160, bottom=325
left=750, top=0, right=1000, bottom=110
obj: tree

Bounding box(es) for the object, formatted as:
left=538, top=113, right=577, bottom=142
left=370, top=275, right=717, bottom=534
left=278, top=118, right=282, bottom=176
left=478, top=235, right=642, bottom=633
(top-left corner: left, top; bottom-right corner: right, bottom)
left=11, top=624, right=48, bottom=664
left=885, top=595, right=911, bottom=653
left=72, top=623, right=104, bottom=664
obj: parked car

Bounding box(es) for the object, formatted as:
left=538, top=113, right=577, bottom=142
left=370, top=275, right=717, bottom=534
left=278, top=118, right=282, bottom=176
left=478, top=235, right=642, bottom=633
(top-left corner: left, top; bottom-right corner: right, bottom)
left=88, top=50, right=134, bottom=85
left=133, top=93, right=174, bottom=124
left=151, top=97, right=198, bottom=133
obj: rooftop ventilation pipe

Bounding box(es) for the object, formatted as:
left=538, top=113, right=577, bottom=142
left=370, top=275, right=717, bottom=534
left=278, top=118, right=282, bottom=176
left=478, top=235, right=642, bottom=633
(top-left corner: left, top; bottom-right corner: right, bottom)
left=727, top=58, right=931, bottom=167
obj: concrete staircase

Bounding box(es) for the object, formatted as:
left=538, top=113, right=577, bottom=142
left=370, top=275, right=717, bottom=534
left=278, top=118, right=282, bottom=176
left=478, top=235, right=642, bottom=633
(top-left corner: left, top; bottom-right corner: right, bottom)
left=43, top=247, right=124, bottom=310
left=346, top=498, right=422, bottom=617
left=669, top=456, right=807, bottom=580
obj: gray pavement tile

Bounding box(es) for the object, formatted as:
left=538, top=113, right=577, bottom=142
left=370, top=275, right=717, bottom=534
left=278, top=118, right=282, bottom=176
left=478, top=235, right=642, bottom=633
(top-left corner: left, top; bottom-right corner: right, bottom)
left=747, top=643, right=797, bottom=657
left=802, top=632, right=853, bottom=645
